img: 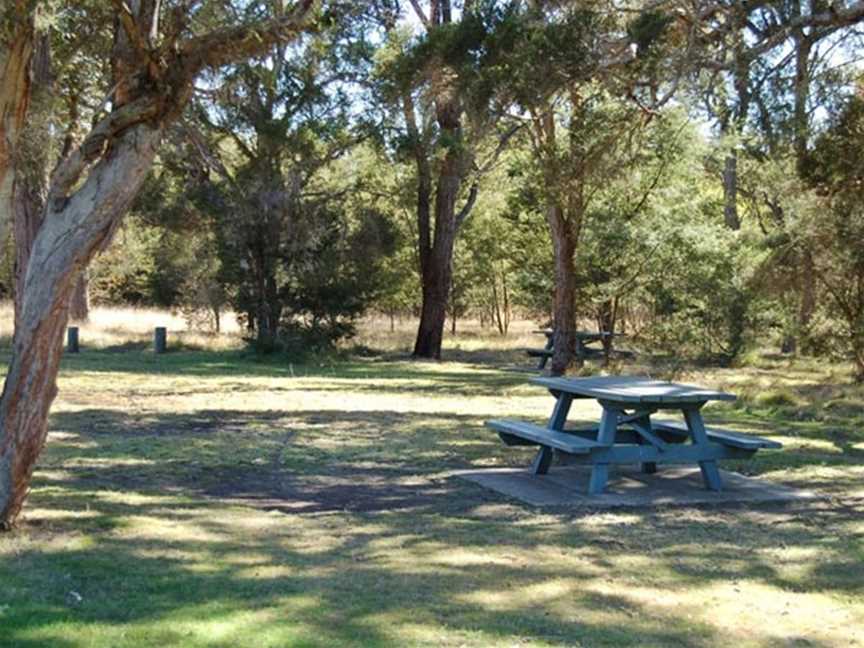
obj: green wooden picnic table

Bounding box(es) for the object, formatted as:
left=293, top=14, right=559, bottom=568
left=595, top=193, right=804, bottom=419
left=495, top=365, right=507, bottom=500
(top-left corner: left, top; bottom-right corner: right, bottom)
left=526, top=329, right=618, bottom=370
left=486, top=375, right=781, bottom=495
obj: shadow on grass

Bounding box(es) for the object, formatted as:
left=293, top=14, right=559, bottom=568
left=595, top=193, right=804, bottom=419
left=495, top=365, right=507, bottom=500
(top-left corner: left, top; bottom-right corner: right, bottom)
left=1, top=376, right=860, bottom=645
left=42, top=407, right=529, bottom=516
left=5, top=471, right=860, bottom=647
left=3, top=501, right=749, bottom=648
left=42, top=391, right=864, bottom=516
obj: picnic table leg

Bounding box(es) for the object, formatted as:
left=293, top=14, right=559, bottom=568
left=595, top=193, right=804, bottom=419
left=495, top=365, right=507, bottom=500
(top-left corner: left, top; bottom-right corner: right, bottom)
left=588, top=406, right=618, bottom=494
left=531, top=447, right=553, bottom=475
left=547, top=392, right=573, bottom=430
left=634, top=414, right=658, bottom=474
left=683, top=406, right=723, bottom=491
left=530, top=392, right=573, bottom=476
left=538, top=334, right=554, bottom=370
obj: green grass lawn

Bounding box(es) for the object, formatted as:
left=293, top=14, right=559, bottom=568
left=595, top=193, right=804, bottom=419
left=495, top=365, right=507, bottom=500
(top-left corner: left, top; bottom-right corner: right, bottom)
left=1, top=344, right=863, bottom=647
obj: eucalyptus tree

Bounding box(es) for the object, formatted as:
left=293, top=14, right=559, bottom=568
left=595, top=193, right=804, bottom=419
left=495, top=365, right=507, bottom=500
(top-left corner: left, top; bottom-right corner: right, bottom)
left=375, top=0, right=518, bottom=359
left=484, top=3, right=693, bottom=374
left=0, top=0, right=319, bottom=530
left=4, top=2, right=113, bottom=327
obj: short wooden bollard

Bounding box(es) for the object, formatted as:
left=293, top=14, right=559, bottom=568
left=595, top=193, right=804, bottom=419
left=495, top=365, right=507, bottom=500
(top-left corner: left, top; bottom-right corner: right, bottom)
left=154, top=327, right=167, bottom=354
left=67, top=326, right=80, bottom=353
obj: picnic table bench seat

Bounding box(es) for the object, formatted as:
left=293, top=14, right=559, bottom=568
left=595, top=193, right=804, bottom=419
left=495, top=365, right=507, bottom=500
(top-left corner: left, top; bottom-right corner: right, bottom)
left=485, top=419, right=604, bottom=454
left=651, top=420, right=782, bottom=450
left=525, top=346, right=606, bottom=361
left=487, top=418, right=779, bottom=455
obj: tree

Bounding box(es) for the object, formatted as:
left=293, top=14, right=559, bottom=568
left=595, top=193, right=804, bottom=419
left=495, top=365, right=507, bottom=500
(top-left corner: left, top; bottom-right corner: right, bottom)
left=493, top=4, right=680, bottom=374
left=194, top=7, right=363, bottom=348
left=376, top=1, right=515, bottom=359
left=695, top=1, right=864, bottom=353
left=801, top=90, right=864, bottom=380
left=0, top=0, right=318, bottom=530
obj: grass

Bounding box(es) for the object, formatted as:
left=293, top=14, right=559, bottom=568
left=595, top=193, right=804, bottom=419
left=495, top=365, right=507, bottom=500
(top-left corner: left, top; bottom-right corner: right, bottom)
left=1, top=310, right=863, bottom=647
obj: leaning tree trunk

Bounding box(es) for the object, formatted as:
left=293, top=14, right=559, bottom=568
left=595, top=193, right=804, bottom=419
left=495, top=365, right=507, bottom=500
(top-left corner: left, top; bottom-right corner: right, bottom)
left=0, top=0, right=315, bottom=530
left=548, top=204, right=578, bottom=376
left=0, top=124, right=162, bottom=528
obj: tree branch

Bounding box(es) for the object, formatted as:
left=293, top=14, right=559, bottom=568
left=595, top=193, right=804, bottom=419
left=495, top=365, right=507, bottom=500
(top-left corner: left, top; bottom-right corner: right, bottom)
left=745, top=1, right=864, bottom=58
left=455, top=182, right=478, bottom=227
left=48, top=95, right=160, bottom=208
left=408, top=0, right=430, bottom=28
left=179, top=0, right=317, bottom=75
left=110, top=0, right=154, bottom=65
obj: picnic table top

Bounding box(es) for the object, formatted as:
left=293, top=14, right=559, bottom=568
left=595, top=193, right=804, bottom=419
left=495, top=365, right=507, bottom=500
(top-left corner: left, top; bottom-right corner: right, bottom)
left=530, top=375, right=736, bottom=404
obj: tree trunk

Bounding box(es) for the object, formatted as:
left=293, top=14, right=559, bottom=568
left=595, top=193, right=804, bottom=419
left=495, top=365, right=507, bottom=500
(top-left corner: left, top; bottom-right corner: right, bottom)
left=797, top=249, right=816, bottom=353
left=414, top=238, right=453, bottom=358
left=412, top=104, right=468, bottom=359
left=0, top=124, right=162, bottom=528
left=722, top=152, right=741, bottom=230
left=793, top=29, right=816, bottom=353
left=10, top=27, right=51, bottom=332
left=12, top=167, right=43, bottom=328
left=0, top=11, right=35, bottom=243
left=853, top=331, right=864, bottom=383
left=502, top=272, right=510, bottom=336
left=492, top=276, right=504, bottom=335
left=548, top=204, right=578, bottom=376
left=598, top=297, right=616, bottom=364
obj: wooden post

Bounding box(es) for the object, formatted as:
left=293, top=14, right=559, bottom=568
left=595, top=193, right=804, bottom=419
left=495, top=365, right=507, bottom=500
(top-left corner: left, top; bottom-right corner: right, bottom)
left=67, top=327, right=79, bottom=353
left=154, top=327, right=167, bottom=354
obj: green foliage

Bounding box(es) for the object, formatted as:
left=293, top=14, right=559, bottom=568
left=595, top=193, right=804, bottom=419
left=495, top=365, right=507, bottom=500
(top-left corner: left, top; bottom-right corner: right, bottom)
left=90, top=223, right=160, bottom=306
left=51, top=0, right=864, bottom=371
left=627, top=10, right=674, bottom=57
left=277, top=209, right=399, bottom=353
left=800, top=92, right=864, bottom=378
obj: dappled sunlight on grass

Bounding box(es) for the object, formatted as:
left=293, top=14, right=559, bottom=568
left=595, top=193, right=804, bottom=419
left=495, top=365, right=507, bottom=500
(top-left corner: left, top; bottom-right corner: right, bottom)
left=1, top=315, right=864, bottom=646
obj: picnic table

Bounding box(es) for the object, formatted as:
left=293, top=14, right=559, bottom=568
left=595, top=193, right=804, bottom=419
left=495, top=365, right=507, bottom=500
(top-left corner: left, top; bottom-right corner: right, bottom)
left=526, top=329, right=616, bottom=370
left=486, top=375, right=781, bottom=495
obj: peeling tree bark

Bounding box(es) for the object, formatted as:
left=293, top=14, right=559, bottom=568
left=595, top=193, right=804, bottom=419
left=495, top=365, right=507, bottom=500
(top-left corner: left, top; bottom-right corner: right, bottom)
left=0, top=123, right=163, bottom=527
left=11, top=28, right=51, bottom=332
